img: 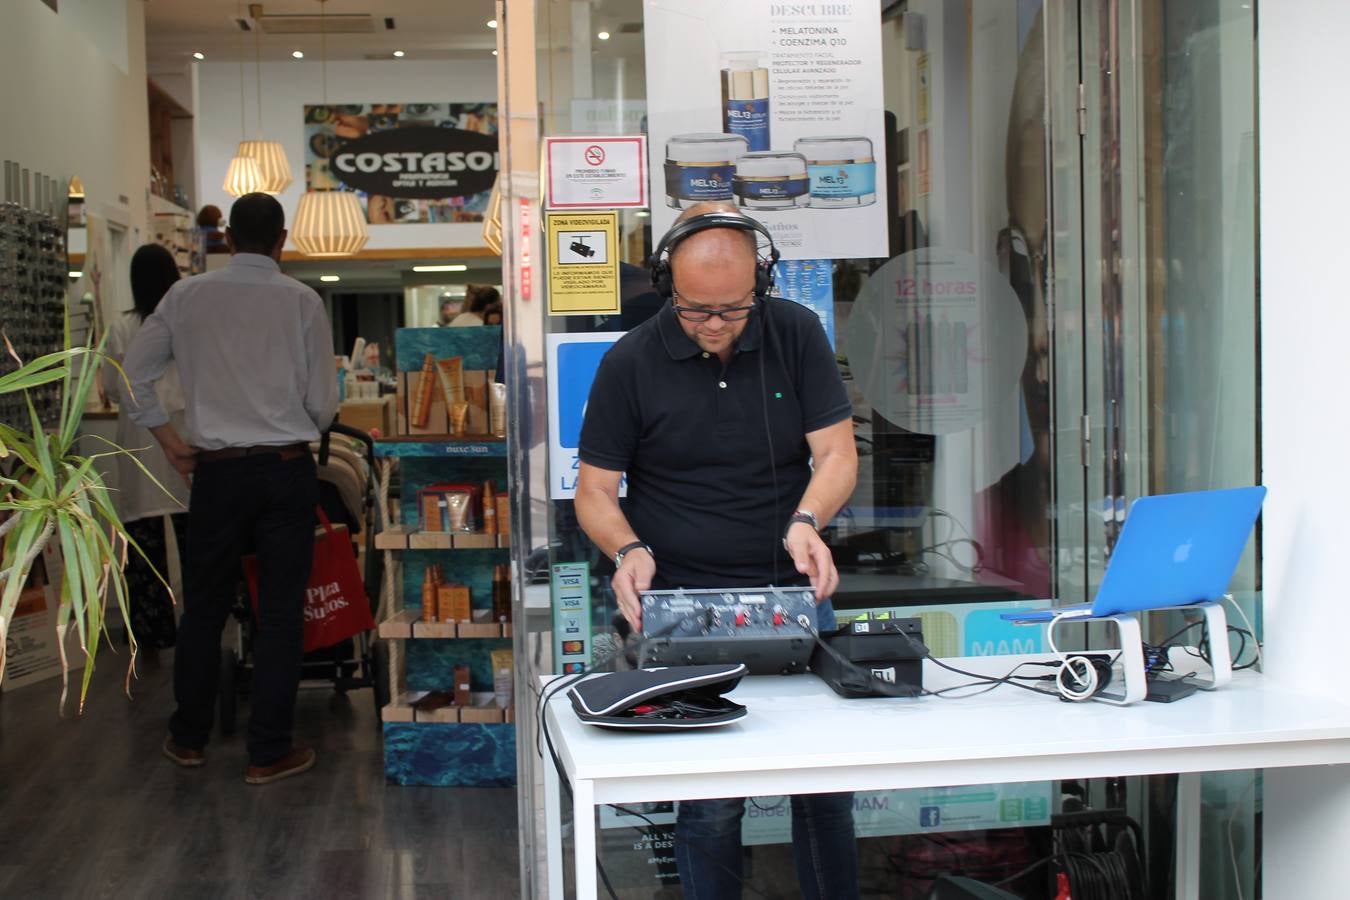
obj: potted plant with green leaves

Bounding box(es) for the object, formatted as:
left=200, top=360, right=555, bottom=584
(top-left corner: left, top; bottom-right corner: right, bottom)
left=0, top=327, right=170, bottom=712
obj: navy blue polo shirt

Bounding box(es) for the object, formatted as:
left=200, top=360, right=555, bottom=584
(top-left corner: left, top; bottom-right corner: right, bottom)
left=579, top=298, right=851, bottom=588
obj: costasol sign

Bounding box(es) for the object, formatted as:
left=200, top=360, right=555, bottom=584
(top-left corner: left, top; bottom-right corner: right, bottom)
left=331, top=126, right=499, bottom=199
left=303, top=102, right=498, bottom=223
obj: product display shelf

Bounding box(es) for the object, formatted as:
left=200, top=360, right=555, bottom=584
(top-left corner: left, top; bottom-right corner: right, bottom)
left=382, top=690, right=516, bottom=726
left=374, top=525, right=510, bottom=550
left=377, top=610, right=513, bottom=641
left=376, top=327, right=515, bottom=788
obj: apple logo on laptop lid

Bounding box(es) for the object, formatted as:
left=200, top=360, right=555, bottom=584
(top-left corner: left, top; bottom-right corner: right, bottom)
left=1173, top=539, right=1194, bottom=564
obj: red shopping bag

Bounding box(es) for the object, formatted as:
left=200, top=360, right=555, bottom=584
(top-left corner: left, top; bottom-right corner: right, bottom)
left=242, top=507, right=375, bottom=652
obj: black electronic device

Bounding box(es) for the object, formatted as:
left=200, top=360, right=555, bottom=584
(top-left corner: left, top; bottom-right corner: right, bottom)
left=1144, top=676, right=1199, bottom=703
left=638, top=587, right=817, bottom=675
left=569, top=237, right=596, bottom=258
left=811, top=613, right=927, bottom=697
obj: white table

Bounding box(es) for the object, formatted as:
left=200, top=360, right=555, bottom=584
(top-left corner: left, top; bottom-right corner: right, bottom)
left=541, top=658, right=1350, bottom=898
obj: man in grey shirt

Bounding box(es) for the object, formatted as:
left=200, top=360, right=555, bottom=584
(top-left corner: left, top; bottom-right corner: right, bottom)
left=124, top=193, right=337, bottom=785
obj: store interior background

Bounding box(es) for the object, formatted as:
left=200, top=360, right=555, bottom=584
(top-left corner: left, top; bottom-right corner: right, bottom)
left=0, top=0, right=1296, bottom=898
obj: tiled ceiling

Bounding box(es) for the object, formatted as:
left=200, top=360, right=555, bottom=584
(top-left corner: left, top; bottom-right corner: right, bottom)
left=144, top=0, right=500, bottom=69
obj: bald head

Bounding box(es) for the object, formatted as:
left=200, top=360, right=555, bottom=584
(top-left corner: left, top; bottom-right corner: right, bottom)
left=668, top=201, right=760, bottom=263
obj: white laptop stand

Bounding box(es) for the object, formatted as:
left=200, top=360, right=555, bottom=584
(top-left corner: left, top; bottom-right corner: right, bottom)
left=1049, top=602, right=1232, bottom=706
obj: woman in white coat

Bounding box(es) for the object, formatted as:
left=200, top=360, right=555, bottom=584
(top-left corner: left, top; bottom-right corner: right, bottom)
left=101, top=244, right=190, bottom=656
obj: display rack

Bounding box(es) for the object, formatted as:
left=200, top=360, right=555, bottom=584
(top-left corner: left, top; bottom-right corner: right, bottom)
left=150, top=194, right=204, bottom=277
left=0, top=161, right=68, bottom=429
left=375, top=327, right=515, bottom=787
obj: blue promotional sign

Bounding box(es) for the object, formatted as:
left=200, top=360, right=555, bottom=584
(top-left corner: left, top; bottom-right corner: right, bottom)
left=772, top=259, right=835, bottom=348
left=547, top=332, right=625, bottom=499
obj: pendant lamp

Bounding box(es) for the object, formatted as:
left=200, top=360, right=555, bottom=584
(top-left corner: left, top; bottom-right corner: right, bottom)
left=223, top=154, right=264, bottom=197
left=224, top=1, right=265, bottom=197
left=235, top=5, right=293, bottom=193
left=292, top=191, right=369, bottom=256
left=290, top=0, right=368, bottom=257
left=236, top=139, right=292, bottom=194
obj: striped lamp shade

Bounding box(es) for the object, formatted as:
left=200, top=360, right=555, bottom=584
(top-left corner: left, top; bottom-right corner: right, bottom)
left=222, top=153, right=264, bottom=197
left=237, top=140, right=293, bottom=194
left=291, top=191, right=369, bottom=257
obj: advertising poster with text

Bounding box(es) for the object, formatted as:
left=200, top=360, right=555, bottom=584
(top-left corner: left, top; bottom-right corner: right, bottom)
left=644, top=0, right=887, bottom=260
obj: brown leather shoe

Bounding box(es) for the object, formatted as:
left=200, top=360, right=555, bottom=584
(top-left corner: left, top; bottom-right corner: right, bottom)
left=244, top=746, right=316, bottom=785
left=162, top=736, right=206, bottom=768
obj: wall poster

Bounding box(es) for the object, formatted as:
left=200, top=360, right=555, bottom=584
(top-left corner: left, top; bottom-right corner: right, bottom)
left=304, top=102, right=498, bottom=224
left=643, top=0, right=887, bottom=260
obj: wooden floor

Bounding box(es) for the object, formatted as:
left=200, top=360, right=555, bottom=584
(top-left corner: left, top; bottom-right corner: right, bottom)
left=0, top=651, right=520, bottom=899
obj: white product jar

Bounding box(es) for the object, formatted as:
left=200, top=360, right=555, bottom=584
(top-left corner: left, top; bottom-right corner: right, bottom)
left=795, top=136, right=877, bottom=207
left=732, top=151, right=810, bottom=210
left=663, top=133, right=749, bottom=209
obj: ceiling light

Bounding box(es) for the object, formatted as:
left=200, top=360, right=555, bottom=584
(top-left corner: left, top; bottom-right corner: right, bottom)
left=291, top=0, right=369, bottom=258
left=293, top=192, right=369, bottom=257
left=597, top=31, right=611, bottom=40
left=412, top=264, right=468, bottom=273
left=69, top=271, right=83, bottom=279
left=223, top=153, right=265, bottom=197
left=193, top=51, right=206, bottom=61
left=236, top=140, right=292, bottom=193
left=292, top=50, right=304, bottom=59
left=320, top=274, right=340, bottom=282
left=487, top=19, right=498, bottom=29
left=492, top=49, right=498, bottom=56
left=634, top=210, right=650, bottom=218
left=393, top=50, right=405, bottom=58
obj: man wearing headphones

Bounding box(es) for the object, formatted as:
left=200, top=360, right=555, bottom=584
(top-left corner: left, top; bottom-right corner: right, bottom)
left=575, top=201, right=860, bottom=899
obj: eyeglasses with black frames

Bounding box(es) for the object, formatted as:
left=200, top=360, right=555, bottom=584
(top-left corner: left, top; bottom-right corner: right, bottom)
left=671, top=290, right=756, bottom=322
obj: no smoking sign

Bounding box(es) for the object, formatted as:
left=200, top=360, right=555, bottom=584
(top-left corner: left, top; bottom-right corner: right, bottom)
left=544, top=135, right=648, bottom=209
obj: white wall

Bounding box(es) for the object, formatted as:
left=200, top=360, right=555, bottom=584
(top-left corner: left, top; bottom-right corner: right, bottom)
left=0, top=0, right=149, bottom=238
left=1259, top=0, right=1350, bottom=896
left=195, top=59, right=498, bottom=252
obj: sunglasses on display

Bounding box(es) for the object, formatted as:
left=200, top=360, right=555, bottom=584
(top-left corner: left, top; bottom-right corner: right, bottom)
left=0, top=177, right=70, bottom=429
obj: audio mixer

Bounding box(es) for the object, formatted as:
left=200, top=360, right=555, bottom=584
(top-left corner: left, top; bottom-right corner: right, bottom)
left=638, top=587, right=819, bottom=675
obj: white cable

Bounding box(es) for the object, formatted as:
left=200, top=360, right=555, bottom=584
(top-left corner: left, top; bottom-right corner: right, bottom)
left=1224, top=593, right=1263, bottom=670
left=1047, top=613, right=1100, bottom=701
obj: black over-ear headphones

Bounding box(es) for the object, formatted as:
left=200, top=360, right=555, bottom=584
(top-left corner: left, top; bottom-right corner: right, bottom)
left=649, top=211, right=781, bottom=302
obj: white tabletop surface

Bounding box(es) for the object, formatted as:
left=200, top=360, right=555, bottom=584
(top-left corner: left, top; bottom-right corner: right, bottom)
left=543, top=657, right=1350, bottom=804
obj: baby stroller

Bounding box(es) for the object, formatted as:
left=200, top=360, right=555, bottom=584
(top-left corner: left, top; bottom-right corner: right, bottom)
left=218, top=423, right=389, bottom=734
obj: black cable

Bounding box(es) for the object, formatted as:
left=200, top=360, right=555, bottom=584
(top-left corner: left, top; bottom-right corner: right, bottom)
left=799, top=616, right=1099, bottom=701
left=991, top=853, right=1054, bottom=888
left=536, top=612, right=772, bottom=899
left=597, top=855, right=620, bottom=900
left=757, top=300, right=780, bottom=587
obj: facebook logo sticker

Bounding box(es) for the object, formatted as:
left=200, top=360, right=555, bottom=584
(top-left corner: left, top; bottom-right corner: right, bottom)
left=548, top=332, right=624, bottom=499
left=557, top=341, right=614, bottom=449
left=920, top=806, right=941, bottom=828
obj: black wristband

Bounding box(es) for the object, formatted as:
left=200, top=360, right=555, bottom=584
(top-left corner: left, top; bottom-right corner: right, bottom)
left=614, top=541, right=653, bottom=568
left=783, top=512, right=818, bottom=541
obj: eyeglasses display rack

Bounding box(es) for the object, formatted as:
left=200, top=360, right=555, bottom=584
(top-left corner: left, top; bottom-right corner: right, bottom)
left=0, top=160, right=69, bottom=428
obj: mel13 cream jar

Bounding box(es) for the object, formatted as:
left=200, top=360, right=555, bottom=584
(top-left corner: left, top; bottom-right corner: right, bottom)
left=733, top=151, right=810, bottom=210
left=795, top=136, right=877, bottom=208
left=663, top=132, right=749, bottom=209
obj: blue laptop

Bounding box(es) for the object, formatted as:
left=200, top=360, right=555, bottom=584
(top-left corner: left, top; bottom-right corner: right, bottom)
left=1004, top=486, right=1267, bottom=622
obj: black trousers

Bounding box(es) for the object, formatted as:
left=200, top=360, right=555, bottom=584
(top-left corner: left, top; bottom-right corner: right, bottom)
left=169, top=452, right=318, bottom=766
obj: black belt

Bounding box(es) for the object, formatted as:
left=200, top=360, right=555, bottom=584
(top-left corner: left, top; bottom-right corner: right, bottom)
left=196, top=442, right=309, bottom=462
